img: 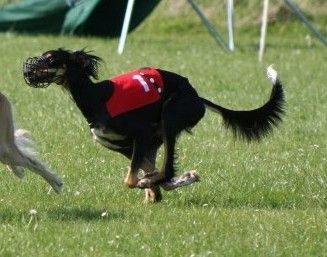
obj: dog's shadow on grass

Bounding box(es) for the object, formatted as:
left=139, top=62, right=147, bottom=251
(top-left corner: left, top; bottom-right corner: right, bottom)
left=0, top=207, right=125, bottom=223
left=47, top=206, right=125, bottom=222
left=175, top=193, right=327, bottom=210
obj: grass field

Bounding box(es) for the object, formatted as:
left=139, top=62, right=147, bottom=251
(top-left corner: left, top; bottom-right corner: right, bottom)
left=0, top=1, right=327, bottom=257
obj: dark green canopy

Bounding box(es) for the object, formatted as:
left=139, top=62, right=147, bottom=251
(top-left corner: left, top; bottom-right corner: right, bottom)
left=0, top=0, right=160, bottom=36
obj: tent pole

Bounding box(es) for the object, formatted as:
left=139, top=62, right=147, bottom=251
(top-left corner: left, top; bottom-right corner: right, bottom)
left=227, top=0, right=234, bottom=51
left=284, top=0, right=327, bottom=46
left=187, top=0, right=229, bottom=51
left=118, top=0, right=136, bottom=54
left=258, top=0, right=269, bottom=62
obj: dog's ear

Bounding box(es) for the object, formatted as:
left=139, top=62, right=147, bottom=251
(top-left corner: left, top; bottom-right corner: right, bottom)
left=71, top=50, right=102, bottom=79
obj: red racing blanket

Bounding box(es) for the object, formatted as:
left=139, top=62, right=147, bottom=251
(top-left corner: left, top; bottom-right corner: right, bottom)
left=106, top=67, right=164, bottom=117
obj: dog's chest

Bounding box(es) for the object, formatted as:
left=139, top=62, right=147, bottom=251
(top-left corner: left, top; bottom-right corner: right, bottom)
left=90, top=127, right=127, bottom=150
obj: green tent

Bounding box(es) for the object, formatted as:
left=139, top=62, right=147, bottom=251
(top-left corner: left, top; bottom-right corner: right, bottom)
left=0, top=0, right=160, bottom=36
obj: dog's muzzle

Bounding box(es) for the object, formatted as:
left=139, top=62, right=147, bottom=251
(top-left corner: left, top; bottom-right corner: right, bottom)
left=23, top=57, right=64, bottom=88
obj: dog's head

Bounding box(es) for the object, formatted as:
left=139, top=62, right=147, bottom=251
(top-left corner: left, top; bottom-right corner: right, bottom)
left=23, top=48, right=101, bottom=88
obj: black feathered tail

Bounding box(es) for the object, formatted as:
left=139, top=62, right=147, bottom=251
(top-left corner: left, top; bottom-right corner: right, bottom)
left=201, top=66, right=285, bottom=141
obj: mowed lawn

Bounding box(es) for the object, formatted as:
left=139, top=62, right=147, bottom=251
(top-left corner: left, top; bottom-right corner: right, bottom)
left=0, top=3, right=326, bottom=257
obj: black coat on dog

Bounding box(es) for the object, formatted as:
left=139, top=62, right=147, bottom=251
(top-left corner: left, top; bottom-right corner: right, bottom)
left=23, top=49, right=285, bottom=202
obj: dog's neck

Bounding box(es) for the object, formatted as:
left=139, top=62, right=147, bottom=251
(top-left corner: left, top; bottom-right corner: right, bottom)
left=63, top=75, right=113, bottom=125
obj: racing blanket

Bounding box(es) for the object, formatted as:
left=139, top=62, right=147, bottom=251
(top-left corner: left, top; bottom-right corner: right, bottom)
left=106, top=67, right=164, bottom=117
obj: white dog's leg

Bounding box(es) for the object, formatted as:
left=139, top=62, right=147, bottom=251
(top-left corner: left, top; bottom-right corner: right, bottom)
left=0, top=92, right=63, bottom=193
left=14, top=130, right=63, bottom=193
left=24, top=156, right=63, bottom=193
left=0, top=92, right=16, bottom=152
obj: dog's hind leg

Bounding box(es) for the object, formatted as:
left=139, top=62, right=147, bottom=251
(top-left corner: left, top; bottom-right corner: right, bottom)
left=138, top=93, right=205, bottom=188
left=137, top=120, right=178, bottom=188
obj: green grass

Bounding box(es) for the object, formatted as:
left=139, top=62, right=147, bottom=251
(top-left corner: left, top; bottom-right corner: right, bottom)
left=0, top=2, right=327, bottom=257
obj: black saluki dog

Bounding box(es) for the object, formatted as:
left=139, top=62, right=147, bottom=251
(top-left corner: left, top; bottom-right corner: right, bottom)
left=23, top=49, right=285, bottom=202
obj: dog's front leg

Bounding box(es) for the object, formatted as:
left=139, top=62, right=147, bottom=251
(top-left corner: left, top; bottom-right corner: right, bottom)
left=124, top=137, right=146, bottom=188
left=124, top=167, right=139, bottom=188
left=141, top=157, right=162, bottom=203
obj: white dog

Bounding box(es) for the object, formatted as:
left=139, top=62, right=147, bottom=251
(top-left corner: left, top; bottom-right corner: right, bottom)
left=0, top=92, right=62, bottom=193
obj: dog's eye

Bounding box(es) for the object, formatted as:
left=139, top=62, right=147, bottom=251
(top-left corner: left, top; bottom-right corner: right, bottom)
left=44, top=54, right=55, bottom=65
left=48, top=57, right=55, bottom=64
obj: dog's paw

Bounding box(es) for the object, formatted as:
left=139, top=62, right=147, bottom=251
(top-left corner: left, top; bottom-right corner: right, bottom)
left=47, top=173, right=64, bottom=194
left=144, top=187, right=162, bottom=203
left=137, top=178, right=153, bottom=189
left=50, top=176, right=63, bottom=194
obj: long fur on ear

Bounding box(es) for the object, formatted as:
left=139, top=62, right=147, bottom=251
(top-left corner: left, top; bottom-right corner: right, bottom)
left=71, top=49, right=102, bottom=79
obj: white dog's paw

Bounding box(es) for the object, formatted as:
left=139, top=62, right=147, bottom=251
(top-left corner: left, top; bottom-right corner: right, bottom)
left=49, top=176, right=63, bottom=194
left=7, top=165, right=25, bottom=179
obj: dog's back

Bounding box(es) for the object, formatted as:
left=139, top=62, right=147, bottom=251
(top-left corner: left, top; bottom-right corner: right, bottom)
left=158, top=69, right=200, bottom=99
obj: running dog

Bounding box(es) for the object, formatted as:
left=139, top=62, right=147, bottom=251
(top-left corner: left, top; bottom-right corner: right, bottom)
left=0, top=92, right=62, bottom=193
left=23, top=49, right=285, bottom=202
